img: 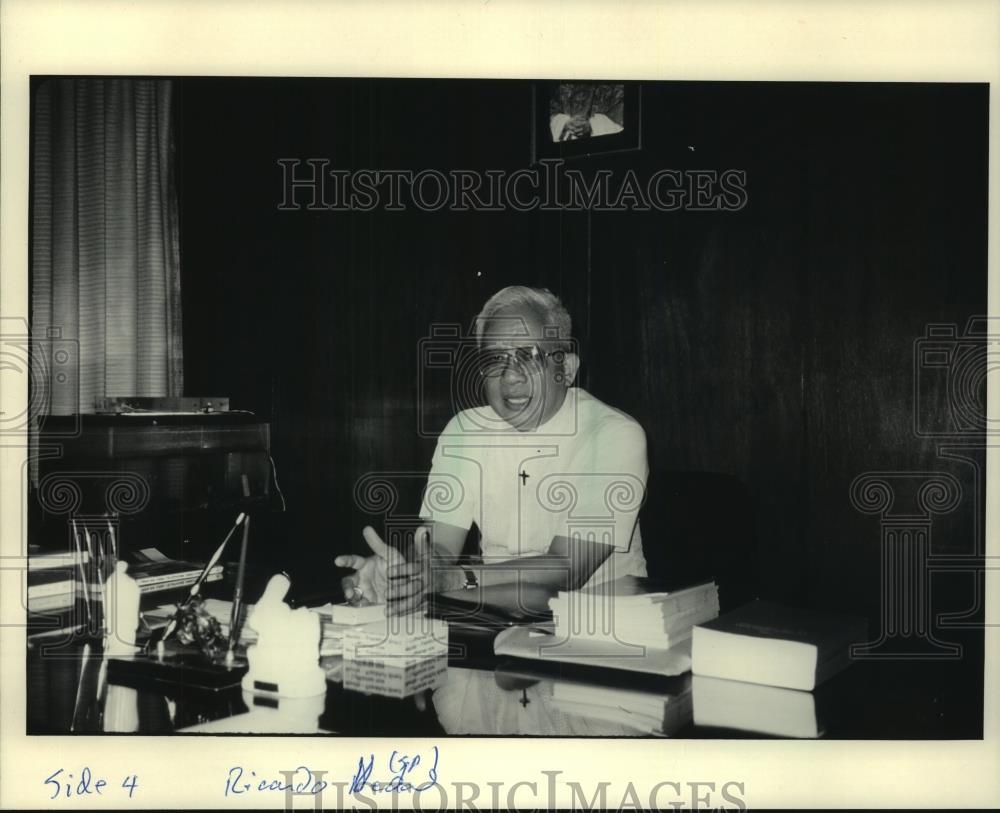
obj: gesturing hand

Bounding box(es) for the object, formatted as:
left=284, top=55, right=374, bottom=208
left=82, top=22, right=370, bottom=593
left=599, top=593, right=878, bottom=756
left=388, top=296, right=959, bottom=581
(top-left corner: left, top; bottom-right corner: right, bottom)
left=384, top=526, right=433, bottom=616
left=334, top=526, right=405, bottom=606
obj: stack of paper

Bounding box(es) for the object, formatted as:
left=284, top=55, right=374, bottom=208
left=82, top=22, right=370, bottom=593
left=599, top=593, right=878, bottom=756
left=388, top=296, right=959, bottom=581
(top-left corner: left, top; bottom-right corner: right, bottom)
left=549, top=581, right=720, bottom=651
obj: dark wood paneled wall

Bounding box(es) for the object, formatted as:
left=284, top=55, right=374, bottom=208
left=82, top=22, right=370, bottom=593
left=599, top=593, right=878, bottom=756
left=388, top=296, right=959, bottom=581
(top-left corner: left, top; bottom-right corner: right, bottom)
left=178, top=79, right=986, bottom=614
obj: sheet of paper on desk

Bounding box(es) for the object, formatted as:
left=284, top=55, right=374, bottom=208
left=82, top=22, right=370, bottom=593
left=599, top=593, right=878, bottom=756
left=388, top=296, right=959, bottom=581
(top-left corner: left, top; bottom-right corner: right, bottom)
left=135, top=547, right=171, bottom=563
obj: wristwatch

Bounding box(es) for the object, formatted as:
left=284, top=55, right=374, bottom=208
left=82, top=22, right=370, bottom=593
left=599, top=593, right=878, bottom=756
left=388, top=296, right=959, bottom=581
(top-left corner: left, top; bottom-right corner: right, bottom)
left=461, top=568, right=479, bottom=590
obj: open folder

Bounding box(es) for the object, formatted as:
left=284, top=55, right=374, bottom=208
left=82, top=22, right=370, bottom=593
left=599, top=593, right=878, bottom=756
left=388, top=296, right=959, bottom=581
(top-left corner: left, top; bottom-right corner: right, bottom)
left=428, top=582, right=556, bottom=629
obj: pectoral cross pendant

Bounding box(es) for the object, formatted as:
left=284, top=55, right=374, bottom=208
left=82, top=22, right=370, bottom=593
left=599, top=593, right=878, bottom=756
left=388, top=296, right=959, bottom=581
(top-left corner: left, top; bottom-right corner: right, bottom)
left=519, top=470, right=529, bottom=486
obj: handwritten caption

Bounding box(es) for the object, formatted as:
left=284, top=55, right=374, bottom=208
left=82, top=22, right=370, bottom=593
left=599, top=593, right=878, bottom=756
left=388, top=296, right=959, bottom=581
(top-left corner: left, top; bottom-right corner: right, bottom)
left=225, top=766, right=329, bottom=797
left=44, top=768, right=139, bottom=800
left=45, top=749, right=441, bottom=802
left=350, top=746, right=439, bottom=794
left=223, top=747, right=440, bottom=798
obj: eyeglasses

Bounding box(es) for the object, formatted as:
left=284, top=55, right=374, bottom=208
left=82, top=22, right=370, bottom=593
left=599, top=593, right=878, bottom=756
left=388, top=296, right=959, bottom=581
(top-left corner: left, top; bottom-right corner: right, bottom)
left=476, top=344, right=567, bottom=378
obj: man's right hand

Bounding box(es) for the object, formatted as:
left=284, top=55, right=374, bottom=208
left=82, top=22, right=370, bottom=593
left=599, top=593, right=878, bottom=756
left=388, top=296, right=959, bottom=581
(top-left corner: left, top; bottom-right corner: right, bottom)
left=333, top=526, right=404, bottom=606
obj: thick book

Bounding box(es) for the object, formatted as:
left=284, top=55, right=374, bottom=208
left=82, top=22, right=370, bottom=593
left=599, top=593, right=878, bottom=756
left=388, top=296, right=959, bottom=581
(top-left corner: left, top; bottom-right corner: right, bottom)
left=691, top=600, right=868, bottom=691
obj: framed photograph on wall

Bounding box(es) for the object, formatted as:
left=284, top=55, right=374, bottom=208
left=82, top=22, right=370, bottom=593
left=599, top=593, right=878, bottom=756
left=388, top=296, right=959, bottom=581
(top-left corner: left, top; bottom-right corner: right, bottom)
left=531, top=80, right=642, bottom=163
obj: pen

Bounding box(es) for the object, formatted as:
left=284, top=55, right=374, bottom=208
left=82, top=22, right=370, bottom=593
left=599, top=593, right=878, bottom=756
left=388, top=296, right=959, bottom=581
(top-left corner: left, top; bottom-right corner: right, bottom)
left=227, top=514, right=250, bottom=659
left=95, top=655, right=108, bottom=706
left=71, top=520, right=93, bottom=628
left=161, top=512, right=246, bottom=644
left=84, top=525, right=107, bottom=636
left=70, top=643, right=91, bottom=732
left=106, top=513, right=118, bottom=562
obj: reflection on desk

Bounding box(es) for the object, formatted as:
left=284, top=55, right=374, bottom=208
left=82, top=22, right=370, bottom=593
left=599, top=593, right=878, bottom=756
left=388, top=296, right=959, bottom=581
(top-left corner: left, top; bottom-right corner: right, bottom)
left=433, top=668, right=691, bottom=737
left=26, top=639, right=692, bottom=737
left=692, top=675, right=820, bottom=738
left=180, top=692, right=331, bottom=733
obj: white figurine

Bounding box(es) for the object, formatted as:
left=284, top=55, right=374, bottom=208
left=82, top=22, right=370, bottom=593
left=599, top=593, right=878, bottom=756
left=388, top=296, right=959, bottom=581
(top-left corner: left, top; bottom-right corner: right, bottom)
left=240, top=573, right=326, bottom=698
left=103, top=560, right=140, bottom=656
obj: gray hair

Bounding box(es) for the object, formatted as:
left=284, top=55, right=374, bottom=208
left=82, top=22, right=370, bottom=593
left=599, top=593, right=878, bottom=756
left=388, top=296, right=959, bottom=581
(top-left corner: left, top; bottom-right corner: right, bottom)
left=473, top=286, right=572, bottom=348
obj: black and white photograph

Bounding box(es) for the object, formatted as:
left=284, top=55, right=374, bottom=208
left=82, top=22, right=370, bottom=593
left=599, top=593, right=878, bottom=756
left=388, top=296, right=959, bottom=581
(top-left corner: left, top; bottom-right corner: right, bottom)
left=534, top=80, right=641, bottom=162
left=1, top=3, right=998, bottom=811
left=550, top=82, right=626, bottom=141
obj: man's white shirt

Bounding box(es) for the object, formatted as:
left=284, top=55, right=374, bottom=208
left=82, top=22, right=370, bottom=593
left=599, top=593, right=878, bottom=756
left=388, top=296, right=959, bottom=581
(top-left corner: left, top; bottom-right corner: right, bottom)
left=419, top=387, right=648, bottom=586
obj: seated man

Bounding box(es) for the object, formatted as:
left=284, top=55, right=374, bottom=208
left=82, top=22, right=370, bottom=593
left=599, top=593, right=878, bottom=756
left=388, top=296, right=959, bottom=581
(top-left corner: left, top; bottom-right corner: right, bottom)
left=335, top=285, right=648, bottom=614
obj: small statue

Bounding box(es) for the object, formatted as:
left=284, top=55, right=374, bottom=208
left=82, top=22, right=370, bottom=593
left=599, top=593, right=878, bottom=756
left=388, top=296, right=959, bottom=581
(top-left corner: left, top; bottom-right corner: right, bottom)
left=103, top=561, right=140, bottom=656
left=240, top=573, right=326, bottom=697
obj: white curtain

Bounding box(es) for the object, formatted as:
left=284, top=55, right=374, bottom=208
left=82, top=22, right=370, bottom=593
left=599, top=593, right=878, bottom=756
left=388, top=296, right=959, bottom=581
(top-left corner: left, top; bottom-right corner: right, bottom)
left=31, top=78, right=183, bottom=415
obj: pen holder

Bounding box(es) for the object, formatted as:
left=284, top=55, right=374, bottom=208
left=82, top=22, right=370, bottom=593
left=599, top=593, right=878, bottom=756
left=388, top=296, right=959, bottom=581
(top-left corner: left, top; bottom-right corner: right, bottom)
left=174, top=595, right=229, bottom=660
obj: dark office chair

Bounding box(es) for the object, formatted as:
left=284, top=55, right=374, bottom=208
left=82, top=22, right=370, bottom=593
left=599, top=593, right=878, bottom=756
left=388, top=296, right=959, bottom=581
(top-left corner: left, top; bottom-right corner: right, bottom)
left=638, top=470, right=759, bottom=613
